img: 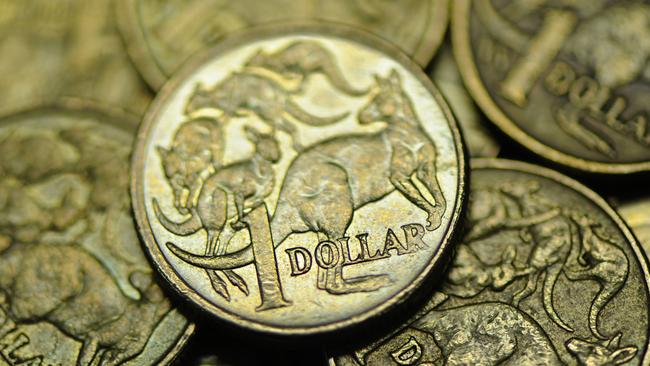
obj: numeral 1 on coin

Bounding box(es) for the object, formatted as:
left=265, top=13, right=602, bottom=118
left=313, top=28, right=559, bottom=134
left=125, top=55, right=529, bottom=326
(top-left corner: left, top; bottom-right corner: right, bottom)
left=500, top=10, right=576, bottom=107
left=244, top=204, right=291, bottom=311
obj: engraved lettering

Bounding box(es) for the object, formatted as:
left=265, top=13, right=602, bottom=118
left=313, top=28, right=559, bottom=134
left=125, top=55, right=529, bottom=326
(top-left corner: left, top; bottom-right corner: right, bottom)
left=545, top=62, right=575, bottom=96
left=382, top=228, right=407, bottom=256
left=285, top=247, right=312, bottom=276
left=390, top=336, right=423, bottom=365
left=355, top=233, right=384, bottom=262
left=569, top=76, right=600, bottom=109
left=338, top=237, right=362, bottom=265
left=314, top=241, right=340, bottom=270
left=402, top=223, right=427, bottom=253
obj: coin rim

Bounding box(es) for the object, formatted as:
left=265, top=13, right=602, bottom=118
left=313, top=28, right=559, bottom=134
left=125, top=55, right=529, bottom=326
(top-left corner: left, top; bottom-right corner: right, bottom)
left=131, top=22, right=468, bottom=335
left=0, top=99, right=195, bottom=365
left=116, top=0, right=450, bottom=91
left=328, top=157, right=650, bottom=365
left=452, top=0, right=650, bottom=174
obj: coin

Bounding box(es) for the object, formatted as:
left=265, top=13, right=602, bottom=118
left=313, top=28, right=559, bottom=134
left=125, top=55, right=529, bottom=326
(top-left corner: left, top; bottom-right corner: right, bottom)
left=0, top=0, right=152, bottom=114
left=429, top=44, right=500, bottom=158
left=0, top=102, right=193, bottom=365
left=330, top=159, right=650, bottom=365
left=131, top=25, right=466, bottom=335
left=619, top=199, right=650, bottom=255
left=453, top=0, right=650, bottom=173
left=117, top=0, right=449, bottom=90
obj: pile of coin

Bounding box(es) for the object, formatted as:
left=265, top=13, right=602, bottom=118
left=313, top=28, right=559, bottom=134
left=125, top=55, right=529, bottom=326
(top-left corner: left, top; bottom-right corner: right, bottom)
left=0, top=1, right=648, bottom=365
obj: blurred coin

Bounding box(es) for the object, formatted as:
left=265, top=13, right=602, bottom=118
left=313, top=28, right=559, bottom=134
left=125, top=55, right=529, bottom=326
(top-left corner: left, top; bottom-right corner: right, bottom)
left=0, top=0, right=152, bottom=114
left=429, top=44, right=500, bottom=158
left=131, top=25, right=466, bottom=335
left=453, top=0, right=650, bottom=173
left=0, top=101, right=192, bottom=365
left=117, top=0, right=449, bottom=90
left=330, top=159, right=650, bottom=365
left=619, top=199, right=650, bottom=254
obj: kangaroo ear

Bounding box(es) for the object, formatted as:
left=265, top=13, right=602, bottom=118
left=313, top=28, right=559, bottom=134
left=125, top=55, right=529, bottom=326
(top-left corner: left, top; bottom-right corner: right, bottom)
left=611, top=346, right=637, bottom=365
left=502, top=245, right=517, bottom=263
left=156, top=146, right=170, bottom=160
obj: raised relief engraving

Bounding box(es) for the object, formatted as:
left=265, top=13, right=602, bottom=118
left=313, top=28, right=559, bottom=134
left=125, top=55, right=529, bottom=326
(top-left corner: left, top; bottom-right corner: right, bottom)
left=0, top=116, right=188, bottom=366
left=342, top=171, right=643, bottom=366
left=156, top=41, right=446, bottom=309
left=474, top=0, right=650, bottom=160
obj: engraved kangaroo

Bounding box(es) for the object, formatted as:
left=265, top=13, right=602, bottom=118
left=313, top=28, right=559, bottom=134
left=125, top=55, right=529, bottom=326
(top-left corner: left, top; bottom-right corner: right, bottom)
left=0, top=244, right=170, bottom=366
left=167, top=70, right=447, bottom=295
left=386, top=303, right=562, bottom=366
left=154, top=126, right=280, bottom=300
left=505, top=181, right=582, bottom=333
left=444, top=244, right=533, bottom=298
left=564, top=215, right=629, bottom=340
left=185, top=72, right=348, bottom=150
left=566, top=333, right=638, bottom=366
left=157, top=117, right=223, bottom=215
left=245, top=40, right=368, bottom=96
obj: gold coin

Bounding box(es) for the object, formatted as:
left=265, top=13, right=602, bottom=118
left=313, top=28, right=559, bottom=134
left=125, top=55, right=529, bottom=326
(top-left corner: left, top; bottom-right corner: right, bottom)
left=0, top=0, right=152, bottom=115
left=331, top=158, right=650, bottom=365
left=131, top=25, right=466, bottom=335
left=429, top=44, right=500, bottom=158
left=117, top=0, right=449, bottom=90
left=453, top=0, right=650, bottom=173
left=0, top=101, right=193, bottom=365
left=619, top=198, right=650, bottom=255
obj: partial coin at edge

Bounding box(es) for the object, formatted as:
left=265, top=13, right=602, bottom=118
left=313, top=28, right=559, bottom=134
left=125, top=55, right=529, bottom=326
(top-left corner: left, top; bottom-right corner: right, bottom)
left=453, top=0, right=650, bottom=173
left=116, top=0, right=449, bottom=90
left=0, top=102, right=193, bottom=366
left=330, top=158, right=650, bottom=365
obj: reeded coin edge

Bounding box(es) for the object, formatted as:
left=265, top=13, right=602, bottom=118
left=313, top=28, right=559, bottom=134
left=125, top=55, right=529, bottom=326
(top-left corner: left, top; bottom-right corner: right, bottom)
left=131, top=23, right=468, bottom=336
left=327, top=157, right=650, bottom=365
left=116, top=0, right=449, bottom=91
left=452, top=0, right=650, bottom=174
left=0, top=99, right=196, bottom=365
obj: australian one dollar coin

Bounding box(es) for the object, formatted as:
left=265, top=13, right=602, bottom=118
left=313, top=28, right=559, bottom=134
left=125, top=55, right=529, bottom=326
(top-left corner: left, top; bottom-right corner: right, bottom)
left=331, top=159, right=650, bottom=365
left=116, top=0, right=449, bottom=90
left=0, top=0, right=152, bottom=115
left=130, top=25, right=467, bottom=335
left=453, top=0, right=650, bottom=173
left=0, top=102, right=193, bottom=365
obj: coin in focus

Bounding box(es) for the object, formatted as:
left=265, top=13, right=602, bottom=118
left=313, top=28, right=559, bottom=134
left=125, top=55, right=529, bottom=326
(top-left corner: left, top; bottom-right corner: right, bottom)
left=131, top=25, right=466, bottom=335
left=331, top=159, right=650, bottom=365
left=117, top=0, right=449, bottom=90
left=0, top=103, right=192, bottom=365
left=0, top=0, right=152, bottom=114
left=429, top=44, right=500, bottom=158
left=453, top=0, right=650, bottom=173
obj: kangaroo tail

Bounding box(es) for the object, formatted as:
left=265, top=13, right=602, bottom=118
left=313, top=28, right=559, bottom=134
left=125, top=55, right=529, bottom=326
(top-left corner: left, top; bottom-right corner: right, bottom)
left=166, top=205, right=294, bottom=270
left=286, top=100, right=349, bottom=126
left=320, top=59, right=368, bottom=96
left=543, top=264, right=575, bottom=332
left=589, top=282, right=625, bottom=340
left=152, top=199, right=202, bottom=236
left=167, top=241, right=255, bottom=270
